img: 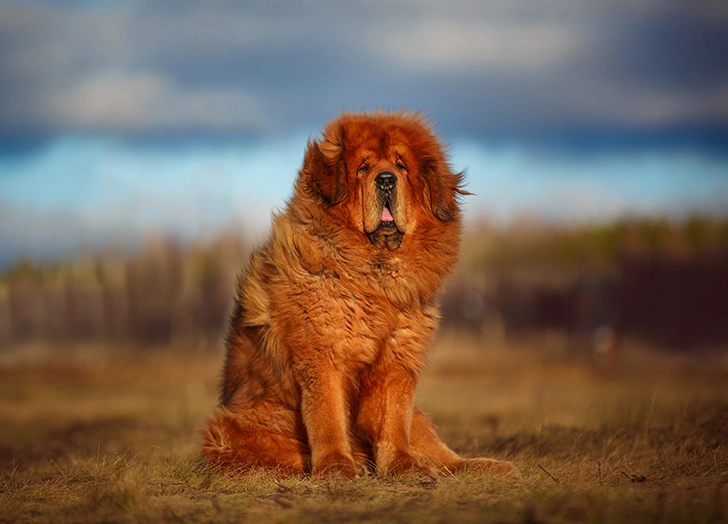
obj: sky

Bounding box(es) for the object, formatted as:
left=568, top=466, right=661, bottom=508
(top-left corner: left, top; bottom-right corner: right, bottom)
left=0, top=0, right=727, bottom=267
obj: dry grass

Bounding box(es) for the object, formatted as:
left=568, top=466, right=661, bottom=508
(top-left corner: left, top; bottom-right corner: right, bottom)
left=1, top=335, right=726, bottom=523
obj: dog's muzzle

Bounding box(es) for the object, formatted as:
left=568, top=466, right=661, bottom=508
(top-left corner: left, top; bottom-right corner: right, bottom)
left=375, top=171, right=396, bottom=226
left=369, top=171, right=402, bottom=250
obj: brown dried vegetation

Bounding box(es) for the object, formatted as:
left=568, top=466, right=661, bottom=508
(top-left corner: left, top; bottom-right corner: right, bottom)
left=1, top=337, right=726, bottom=523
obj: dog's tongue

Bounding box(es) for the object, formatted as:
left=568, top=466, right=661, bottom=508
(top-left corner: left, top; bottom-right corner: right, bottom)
left=381, top=206, right=394, bottom=222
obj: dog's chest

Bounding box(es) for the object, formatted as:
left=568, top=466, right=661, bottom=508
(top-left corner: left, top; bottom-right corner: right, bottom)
left=320, top=277, right=419, bottom=365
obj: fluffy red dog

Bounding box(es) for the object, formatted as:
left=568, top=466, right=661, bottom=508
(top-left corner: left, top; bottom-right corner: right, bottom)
left=203, top=110, right=518, bottom=478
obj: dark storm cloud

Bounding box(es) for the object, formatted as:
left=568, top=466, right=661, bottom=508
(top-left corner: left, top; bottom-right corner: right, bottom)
left=1, top=0, right=727, bottom=147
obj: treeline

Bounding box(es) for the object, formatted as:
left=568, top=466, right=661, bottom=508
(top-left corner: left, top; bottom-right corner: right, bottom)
left=1, top=216, right=727, bottom=350
left=0, top=233, right=249, bottom=347
left=459, top=215, right=728, bottom=276
left=445, top=215, right=728, bottom=349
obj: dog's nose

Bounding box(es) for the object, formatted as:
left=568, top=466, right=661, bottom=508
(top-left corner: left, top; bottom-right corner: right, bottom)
left=375, top=171, right=397, bottom=192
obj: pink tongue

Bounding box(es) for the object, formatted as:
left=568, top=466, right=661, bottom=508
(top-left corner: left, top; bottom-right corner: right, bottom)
left=381, top=206, right=394, bottom=222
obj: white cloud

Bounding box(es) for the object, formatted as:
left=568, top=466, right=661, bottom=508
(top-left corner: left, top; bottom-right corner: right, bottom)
left=560, top=79, right=728, bottom=127
left=1, top=0, right=727, bottom=137
left=44, top=70, right=266, bottom=132
left=371, top=19, right=582, bottom=74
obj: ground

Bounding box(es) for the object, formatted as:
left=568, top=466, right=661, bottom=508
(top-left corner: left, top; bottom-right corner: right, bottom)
left=0, top=334, right=726, bottom=523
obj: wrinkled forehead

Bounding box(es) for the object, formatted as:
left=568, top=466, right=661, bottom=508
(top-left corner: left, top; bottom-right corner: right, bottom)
left=344, top=125, right=414, bottom=160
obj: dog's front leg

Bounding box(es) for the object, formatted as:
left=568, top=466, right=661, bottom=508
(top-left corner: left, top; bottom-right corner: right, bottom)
left=355, top=309, right=436, bottom=476
left=356, top=359, right=433, bottom=476
left=295, top=361, right=359, bottom=478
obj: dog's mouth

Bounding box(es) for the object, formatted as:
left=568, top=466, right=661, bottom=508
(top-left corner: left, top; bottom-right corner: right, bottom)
left=368, top=196, right=403, bottom=250
left=380, top=200, right=396, bottom=228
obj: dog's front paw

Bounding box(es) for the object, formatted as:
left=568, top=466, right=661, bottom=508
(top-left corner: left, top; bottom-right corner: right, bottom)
left=381, top=451, right=436, bottom=478
left=458, top=458, right=521, bottom=479
left=313, top=452, right=360, bottom=479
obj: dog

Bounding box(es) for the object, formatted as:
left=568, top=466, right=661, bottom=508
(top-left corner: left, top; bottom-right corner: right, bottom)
left=203, top=110, right=518, bottom=478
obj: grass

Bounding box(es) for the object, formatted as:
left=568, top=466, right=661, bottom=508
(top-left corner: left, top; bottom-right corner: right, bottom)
left=0, top=335, right=726, bottom=523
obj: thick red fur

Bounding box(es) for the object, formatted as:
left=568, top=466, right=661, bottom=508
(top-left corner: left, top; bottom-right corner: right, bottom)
left=203, top=110, right=519, bottom=478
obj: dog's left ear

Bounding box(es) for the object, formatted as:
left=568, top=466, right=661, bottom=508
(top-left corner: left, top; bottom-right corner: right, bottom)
left=421, top=157, right=466, bottom=222
left=301, top=132, right=347, bottom=206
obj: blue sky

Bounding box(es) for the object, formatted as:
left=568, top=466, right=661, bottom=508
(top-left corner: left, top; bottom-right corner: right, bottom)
left=1, top=1, right=727, bottom=266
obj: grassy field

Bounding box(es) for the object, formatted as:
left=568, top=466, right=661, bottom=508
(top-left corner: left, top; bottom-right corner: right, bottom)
left=1, top=335, right=726, bottom=523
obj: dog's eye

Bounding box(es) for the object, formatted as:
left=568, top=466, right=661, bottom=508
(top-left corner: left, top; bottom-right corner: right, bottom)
left=396, top=160, right=407, bottom=171
left=358, top=164, right=369, bottom=175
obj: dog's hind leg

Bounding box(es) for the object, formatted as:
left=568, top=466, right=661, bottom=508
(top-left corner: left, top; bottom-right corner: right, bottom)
left=409, top=407, right=520, bottom=478
left=203, top=406, right=309, bottom=476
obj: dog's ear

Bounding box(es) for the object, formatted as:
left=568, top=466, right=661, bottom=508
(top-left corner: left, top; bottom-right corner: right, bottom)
left=421, top=156, right=466, bottom=222
left=301, top=137, right=347, bottom=206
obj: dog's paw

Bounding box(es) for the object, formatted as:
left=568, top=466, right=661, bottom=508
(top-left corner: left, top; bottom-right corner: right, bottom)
left=381, top=451, right=437, bottom=478
left=313, top=453, right=360, bottom=479
left=458, top=458, right=521, bottom=479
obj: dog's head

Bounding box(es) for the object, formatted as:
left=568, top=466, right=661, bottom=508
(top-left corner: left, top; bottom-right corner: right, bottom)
left=300, top=110, right=465, bottom=251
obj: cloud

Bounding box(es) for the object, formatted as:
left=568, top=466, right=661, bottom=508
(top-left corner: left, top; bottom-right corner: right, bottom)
left=1, top=0, right=726, bottom=268
left=1, top=0, right=728, bottom=144
left=44, top=70, right=266, bottom=132
left=371, top=19, right=581, bottom=74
